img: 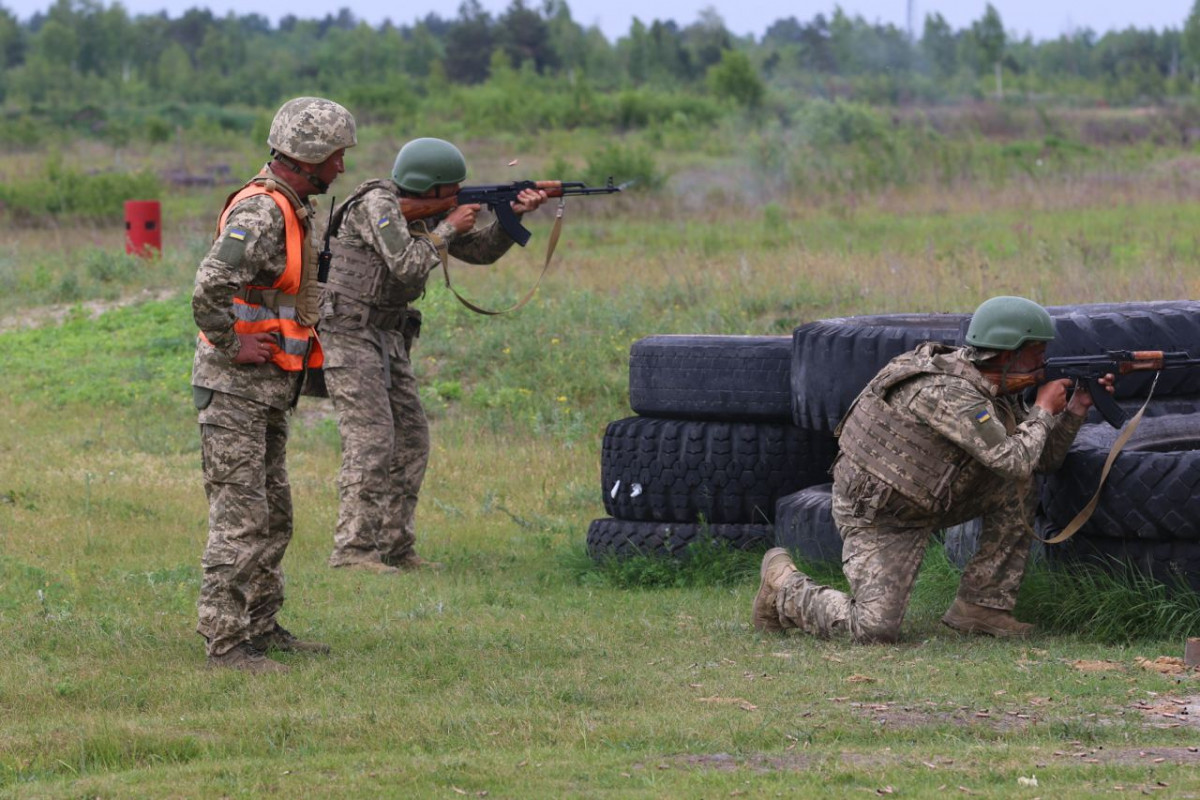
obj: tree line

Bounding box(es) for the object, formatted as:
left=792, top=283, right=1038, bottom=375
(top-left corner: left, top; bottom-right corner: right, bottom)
left=0, top=0, right=1198, bottom=130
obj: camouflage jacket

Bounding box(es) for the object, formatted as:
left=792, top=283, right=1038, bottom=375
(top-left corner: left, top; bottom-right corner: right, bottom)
left=319, top=180, right=517, bottom=340
left=837, top=343, right=1083, bottom=513
left=319, top=181, right=520, bottom=340
left=191, top=183, right=316, bottom=409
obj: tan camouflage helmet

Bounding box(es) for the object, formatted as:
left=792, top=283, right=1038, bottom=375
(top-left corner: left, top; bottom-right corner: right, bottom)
left=267, top=97, right=357, bottom=164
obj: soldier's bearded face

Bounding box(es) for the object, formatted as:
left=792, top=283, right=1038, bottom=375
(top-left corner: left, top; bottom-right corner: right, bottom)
left=313, top=148, right=347, bottom=190
left=1008, top=342, right=1048, bottom=375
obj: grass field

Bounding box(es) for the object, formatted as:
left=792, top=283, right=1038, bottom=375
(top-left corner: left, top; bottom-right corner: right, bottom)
left=2, top=128, right=1200, bottom=798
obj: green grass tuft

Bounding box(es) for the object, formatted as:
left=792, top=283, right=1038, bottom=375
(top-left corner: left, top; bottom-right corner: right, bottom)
left=1020, top=556, right=1200, bottom=643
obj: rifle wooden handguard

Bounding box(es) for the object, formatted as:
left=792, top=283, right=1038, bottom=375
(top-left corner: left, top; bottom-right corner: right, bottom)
left=400, top=195, right=459, bottom=223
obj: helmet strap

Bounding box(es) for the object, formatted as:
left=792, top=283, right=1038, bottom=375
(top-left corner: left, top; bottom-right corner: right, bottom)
left=994, top=352, right=1043, bottom=394
left=272, top=151, right=329, bottom=194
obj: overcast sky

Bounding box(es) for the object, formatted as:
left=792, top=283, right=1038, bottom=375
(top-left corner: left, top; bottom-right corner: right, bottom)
left=0, top=0, right=1192, bottom=42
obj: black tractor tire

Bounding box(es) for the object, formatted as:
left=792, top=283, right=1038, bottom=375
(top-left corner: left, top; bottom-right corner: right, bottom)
left=790, top=313, right=970, bottom=432
left=1041, top=524, right=1200, bottom=593
left=773, top=484, right=843, bottom=565
left=790, top=301, right=1200, bottom=433
left=941, top=518, right=984, bottom=570
left=1046, top=301, right=1200, bottom=400
left=941, top=516, right=1047, bottom=569
left=629, top=335, right=793, bottom=422
left=1083, top=394, right=1200, bottom=427
left=586, top=517, right=772, bottom=561
left=601, top=416, right=837, bottom=525
left=1042, top=414, right=1200, bottom=541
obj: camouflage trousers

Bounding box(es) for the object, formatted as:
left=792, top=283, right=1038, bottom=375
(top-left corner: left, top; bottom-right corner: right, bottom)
left=776, top=459, right=1037, bottom=643
left=196, top=390, right=293, bottom=657
left=322, top=327, right=430, bottom=567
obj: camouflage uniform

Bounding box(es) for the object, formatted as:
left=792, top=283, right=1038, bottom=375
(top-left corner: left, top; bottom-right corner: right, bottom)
left=773, top=343, right=1084, bottom=643
left=192, top=183, right=314, bottom=658
left=321, top=180, right=517, bottom=567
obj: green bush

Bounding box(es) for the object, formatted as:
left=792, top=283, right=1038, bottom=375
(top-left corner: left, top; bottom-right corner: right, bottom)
left=84, top=249, right=141, bottom=284
left=0, top=112, right=52, bottom=147
left=52, top=272, right=82, bottom=303
left=0, top=157, right=161, bottom=222
left=584, top=142, right=665, bottom=191
left=706, top=50, right=765, bottom=109
left=611, top=88, right=723, bottom=130
left=142, top=116, right=174, bottom=144
left=795, top=99, right=891, bottom=148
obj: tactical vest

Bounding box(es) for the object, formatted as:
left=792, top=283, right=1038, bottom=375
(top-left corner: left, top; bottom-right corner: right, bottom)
left=835, top=343, right=998, bottom=512
left=207, top=175, right=323, bottom=371
left=325, top=179, right=426, bottom=325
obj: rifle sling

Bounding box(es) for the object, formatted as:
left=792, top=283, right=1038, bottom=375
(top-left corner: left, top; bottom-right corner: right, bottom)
left=1039, top=375, right=1158, bottom=545
left=415, top=200, right=565, bottom=317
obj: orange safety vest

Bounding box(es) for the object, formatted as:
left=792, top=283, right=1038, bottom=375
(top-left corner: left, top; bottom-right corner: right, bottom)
left=209, top=180, right=323, bottom=371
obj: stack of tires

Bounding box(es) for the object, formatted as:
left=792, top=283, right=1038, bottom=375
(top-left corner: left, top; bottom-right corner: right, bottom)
left=589, top=301, right=1200, bottom=592
left=586, top=335, right=833, bottom=560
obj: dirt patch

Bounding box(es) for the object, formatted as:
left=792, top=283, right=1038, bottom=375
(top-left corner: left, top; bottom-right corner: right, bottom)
left=1132, top=695, right=1200, bottom=729
left=650, top=696, right=1200, bottom=776
left=1049, top=745, right=1200, bottom=767
left=648, top=751, right=905, bottom=773
left=0, top=288, right=178, bottom=334
left=845, top=699, right=1037, bottom=733
left=670, top=752, right=813, bottom=772
left=663, top=744, right=1200, bottom=775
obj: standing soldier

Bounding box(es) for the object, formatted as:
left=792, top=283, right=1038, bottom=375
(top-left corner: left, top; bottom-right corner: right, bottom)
left=193, top=97, right=356, bottom=672
left=320, top=138, right=547, bottom=574
left=752, top=296, right=1115, bottom=643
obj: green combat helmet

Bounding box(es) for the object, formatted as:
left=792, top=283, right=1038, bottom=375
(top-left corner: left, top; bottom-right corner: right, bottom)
left=964, top=295, right=1055, bottom=350
left=268, top=97, right=357, bottom=165
left=392, top=138, right=467, bottom=193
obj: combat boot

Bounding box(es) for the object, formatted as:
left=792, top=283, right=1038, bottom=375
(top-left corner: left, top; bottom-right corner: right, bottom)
left=206, top=642, right=290, bottom=674
left=252, top=624, right=331, bottom=655
left=941, top=598, right=1034, bottom=638
left=388, top=552, right=445, bottom=571
left=752, top=547, right=799, bottom=633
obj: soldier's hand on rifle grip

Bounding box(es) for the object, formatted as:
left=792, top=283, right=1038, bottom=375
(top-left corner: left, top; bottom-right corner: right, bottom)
left=1065, top=373, right=1116, bottom=417
left=445, top=203, right=480, bottom=234
left=1034, top=378, right=1072, bottom=415
left=510, top=187, right=548, bottom=214
left=233, top=332, right=277, bottom=365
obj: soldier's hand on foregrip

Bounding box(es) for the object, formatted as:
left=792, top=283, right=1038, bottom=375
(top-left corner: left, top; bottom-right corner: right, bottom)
left=510, top=188, right=549, bottom=214
left=233, top=332, right=277, bottom=364
left=445, top=203, right=481, bottom=234
left=1034, top=378, right=1071, bottom=415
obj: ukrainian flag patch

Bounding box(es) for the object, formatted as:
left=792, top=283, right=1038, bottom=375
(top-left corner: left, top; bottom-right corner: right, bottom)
left=974, top=409, right=992, bottom=424
left=378, top=216, right=391, bottom=229
left=217, top=226, right=251, bottom=265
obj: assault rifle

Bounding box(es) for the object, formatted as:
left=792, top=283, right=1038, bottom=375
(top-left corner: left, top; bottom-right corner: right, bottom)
left=400, top=178, right=624, bottom=246
left=1000, top=350, right=1200, bottom=427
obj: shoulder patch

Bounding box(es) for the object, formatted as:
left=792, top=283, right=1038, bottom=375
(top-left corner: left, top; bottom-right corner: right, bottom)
left=216, top=226, right=254, bottom=266
left=377, top=213, right=407, bottom=252
left=967, top=402, right=1006, bottom=447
